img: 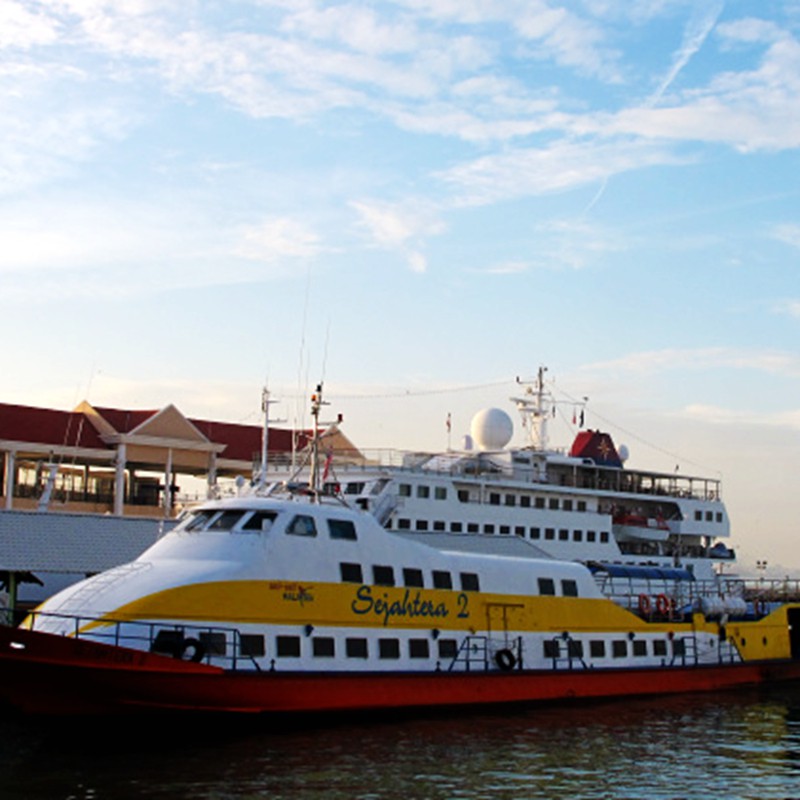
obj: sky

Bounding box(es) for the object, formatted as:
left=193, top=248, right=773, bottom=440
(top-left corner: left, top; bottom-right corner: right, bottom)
left=2, top=1, right=800, bottom=573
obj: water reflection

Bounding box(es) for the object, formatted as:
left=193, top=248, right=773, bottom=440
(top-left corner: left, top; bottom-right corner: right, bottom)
left=3, top=686, right=800, bottom=800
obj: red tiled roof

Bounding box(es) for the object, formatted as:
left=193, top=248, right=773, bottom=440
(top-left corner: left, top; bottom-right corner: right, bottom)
left=189, top=418, right=311, bottom=461
left=0, top=403, right=109, bottom=450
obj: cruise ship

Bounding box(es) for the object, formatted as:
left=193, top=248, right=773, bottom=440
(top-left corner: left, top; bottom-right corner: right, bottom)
left=0, top=373, right=798, bottom=716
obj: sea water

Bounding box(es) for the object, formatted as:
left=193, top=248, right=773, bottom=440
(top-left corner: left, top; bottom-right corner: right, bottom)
left=2, top=686, right=800, bottom=799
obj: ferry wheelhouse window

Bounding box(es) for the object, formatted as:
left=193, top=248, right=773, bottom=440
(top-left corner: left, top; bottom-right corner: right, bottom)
left=403, top=567, right=425, bottom=588
left=183, top=510, right=214, bottom=531
left=612, top=640, right=627, bottom=658
left=409, top=639, right=430, bottom=658
left=328, top=518, right=357, bottom=540
left=340, top=562, right=363, bottom=583
left=460, top=572, right=480, bottom=592
left=207, top=510, right=245, bottom=531
left=538, top=577, right=556, bottom=596
left=242, top=511, right=278, bottom=531
left=240, top=634, right=265, bottom=658
left=286, top=514, right=317, bottom=536
left=373, top=565, right=395, bottom=586
left=435, top=487, right=447, bottom=500
left=276, top=636, right=301, bottom=657
left=312, top=637, right=335, bottom=657
left=346, top=638, right=368, bottom=659
left=399, top=484, right=412, bottom=497
left=379, top=639, right=400, bottom=659
left=432, top=570, right=453, bottom=590
left=590, top=640, right=605, bottom=658
left=561, top=579, right=578, bottom=597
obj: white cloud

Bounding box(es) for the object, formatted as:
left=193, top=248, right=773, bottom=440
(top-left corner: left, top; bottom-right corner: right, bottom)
left=235, top=217, right=325, bottom=262
left=771, top=223, right=800, bottom=249
left=351, top=199, right=444, bottom=247
left=0, top=1, right=60, bottom=49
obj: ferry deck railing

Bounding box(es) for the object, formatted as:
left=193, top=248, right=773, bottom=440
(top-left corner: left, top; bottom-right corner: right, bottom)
left=21, top=611, right=263, bottom=671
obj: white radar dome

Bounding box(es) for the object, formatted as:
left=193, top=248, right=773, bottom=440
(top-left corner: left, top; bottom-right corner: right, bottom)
left=618, top=444, right=630, bottom=463
left=470, top=408, right=514, bottom=451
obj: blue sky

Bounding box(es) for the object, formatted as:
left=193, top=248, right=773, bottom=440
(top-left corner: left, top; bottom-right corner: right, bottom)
left=2, top=1, right=800, bottom=570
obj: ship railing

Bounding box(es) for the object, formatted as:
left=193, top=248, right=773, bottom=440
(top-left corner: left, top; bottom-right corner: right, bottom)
left=449, top=635, right=524, bottom=672
left=547, top=632, right=589, bottom=671
left=23, top=611, right=262, bottom=671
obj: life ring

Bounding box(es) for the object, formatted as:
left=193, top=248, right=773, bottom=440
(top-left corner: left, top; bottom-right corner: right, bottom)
left=495, top=648, right=516, bottom=671
left=638, top=594, right=652, bottom=616
left=178, top=637, right=206, bottom=663
left=656, top=594, right=670, bottom=617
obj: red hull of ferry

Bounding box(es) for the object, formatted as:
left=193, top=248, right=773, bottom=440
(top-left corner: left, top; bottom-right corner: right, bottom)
left=2, top=626, right=800, bottom=716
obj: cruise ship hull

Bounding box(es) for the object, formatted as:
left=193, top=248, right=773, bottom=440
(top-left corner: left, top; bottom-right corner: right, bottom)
left=3, top=625, right=800, bottom=716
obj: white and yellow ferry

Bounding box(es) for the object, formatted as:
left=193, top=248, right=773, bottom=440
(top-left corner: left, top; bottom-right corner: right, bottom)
left=0, top=377, right=799, bottom=715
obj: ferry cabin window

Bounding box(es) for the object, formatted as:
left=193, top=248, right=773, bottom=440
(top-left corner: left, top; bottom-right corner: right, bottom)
left=409, top=639, right=430, bottom=659
left=558, top=529, right=569, bottom=541
left=505, top=494, right=515, bottom=506
left=612, top=640, right=627, bottom=658
left=457, top=489, right=470, bottom=503
left=328, top=518, right=357, bottom=540
left=515, top=526, right=525, bottom=537
left=435, top=487, right=447, bottom=500
left=417, top=485, right=430, bottom=499
left=561, top=579, right=578, bottom=597
left=706, top=511, right=713, bottom=521
left=346, top=638, right=368, bottom=659
left=345, top=482, right=365, bottom=494
left=535, top=497, right=545, bottom=509
left=286, top=514, right=317, bottom=536
left=379, top=639, right=400, bottom=659
left=716, top=512, right=723, bottom=523
left=600, top=532, right=609, bottom=543
left=467, top=523, right=479, bottom=533
left=577, top=501, right=587, bottom=512
left=208, top=511, right=245, bottom=531
left=415, top=520, right=429, bottom=531
left=568, top=640, right=583, bottom=659
left=438, top=639, right=457, bottom=659
left=489, top=493, right=500, bottom=505
left=545, top=528, right=555, bottom=540
left=563, top=499, right=573, bottom=511
left=433, top=571, right=453, bottom=590
left=673, top=639, right=686, bottom=657
left=544, top=640, right=559, bottom=659
left=590, top=640, right=605, bottom=658
left=484, top=524, right=495, bottom=535
left=242, top=511, right=278, bottom=531
left=451, top=522, right=463, bottom=533
left=538, top=578, right=556, bottom=596
left=313, top=637, right=335, bottom=657
left=373, top=565, right=395, bottom=586
left=199, top=632, right=226, bottom=655
left=397, top=519, right=411, bottom=530
left=240, top=634, right=265, bottom=658
left=653, top=640, right=668, bottom=657
left=500, top=525, right=510, bottom=535
left=460, top=572, right=480, bottom=592
left=549, top=498, right=559, bottom=510
left=530, top=527, right=541, bottom=540
left=340, top=562, right=363, bottom=583
left=399, top=484, right=412, bottom=497
left=587, top=530, right=596, bottom=542
left=276, top=636, right=301, bottom=657
left=433, top=521, right=446, bottom=532
left=520, top=496, right=531, bottom=508
left=573, top=530, right=583, bottom=542
left=632, top=640, right=647, bottom=657
left=403, top=568, right=425, bottom=588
